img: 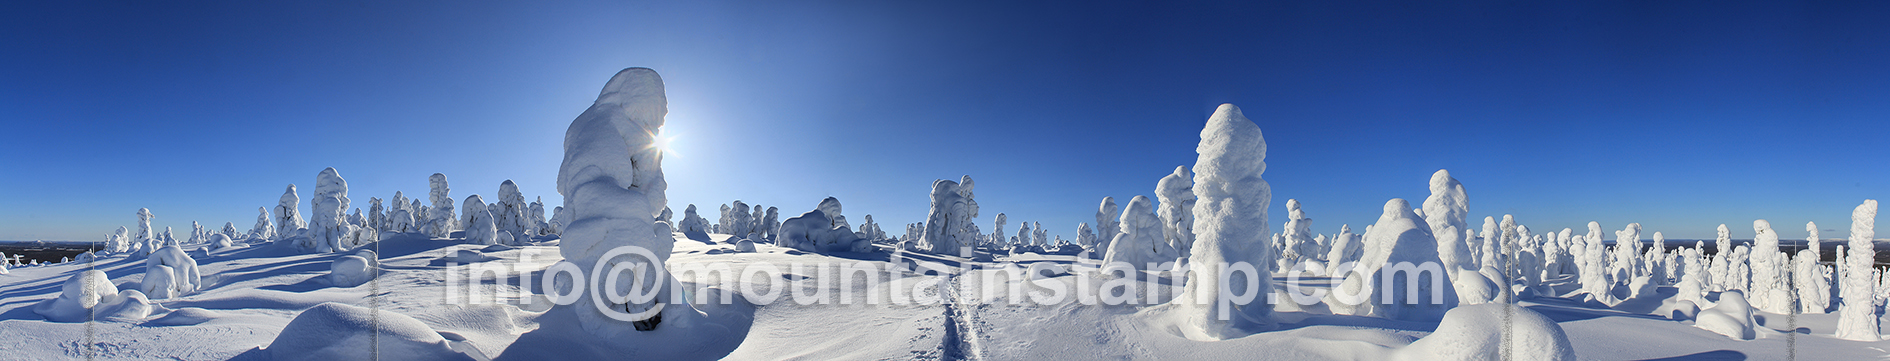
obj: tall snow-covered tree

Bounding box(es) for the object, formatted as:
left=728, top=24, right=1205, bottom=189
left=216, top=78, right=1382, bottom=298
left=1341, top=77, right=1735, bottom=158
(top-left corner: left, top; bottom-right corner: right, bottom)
left=1172, top=104, right=1273, bottom=339
left=1836, top=200, right=1879, bottom=341
left=276, top=184, right=305, bottom=238
left=1422, top=169, right=1474, bottom=273
left=428, top=173, right=456, bottom=238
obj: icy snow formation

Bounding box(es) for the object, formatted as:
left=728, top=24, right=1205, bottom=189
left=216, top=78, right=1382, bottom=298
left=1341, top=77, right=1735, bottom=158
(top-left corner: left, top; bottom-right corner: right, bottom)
left=265, top=303, right=477, bottom=361
left=428, top=173, right=456, bottom=238
left=1396, top=303, right=1576, bottom=361
left=1102, top=195, right=1172, bottom=271
left=33, top=270, right=153, bottom=323
left=1170, top=104, right=1272, bottom=340
left=1421, top=169, right=1474, bottom=273
left=141, top=245, right=201, bottom=299
left=918, top=176, right=978, bottom=254
left=1332, top=199, right=1458, bottom=322
left=1836, top=199, right=1879, bottom=341
left=1156, top=165, right=1197, bottom=256
left=276, top=184, right=305, bottom=238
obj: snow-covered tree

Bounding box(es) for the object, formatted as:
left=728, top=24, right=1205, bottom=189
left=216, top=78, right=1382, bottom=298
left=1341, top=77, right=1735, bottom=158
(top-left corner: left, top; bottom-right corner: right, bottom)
left=1076, top=222, right=1096, bottom=250
left=677, top=204, right=710, bottom=234
left=276, top=184, right=305, bottom=238
left=1579, top=221, right=1610, bottom=303
left=1836, top=200, right=1879, bottom=341
left=994, top=213, right=1008, bottom=248
left=527, top=197, right=546, bottom=236
left=135, top=208, right=156, bottom=253
left=919, top=176, right=979, bottom=254
left=250, top=207, right=275, bottom=241
left=1172, top=104, right=1272, bottom=339
left=427, top=173, right=456, bottom=238
left=142, top=245, right=200, bottom=299
left=1747, top=220, right=1793, bottom=313
left=1798, top=221, right=1831, bottom=314
left=496, top=180, right=528, bottom=237
left=462, top=195, right=497, bottom=245
left=1711, top=224, right=1733, bottom=292
left=1096, top=196, right=1120, bottom=251
left=1279, top=199, right=1315, bottom=270
left=761, top=206, right=780, bottom=241
left=1103, top=195, right=1171, bottom=271
left=1324, top=225, right=1362, bottom=276
left=1332, top=199, right=1458, bottom=321
left=1422, top=169, right=1474, bottom=273
left=303, top=167, right=356, bottom=252
left=725, top=200, right=754, bottom=239
left=368, top=197, right=385, bottom=231
left=1157, top=165, right=1197, bottom=256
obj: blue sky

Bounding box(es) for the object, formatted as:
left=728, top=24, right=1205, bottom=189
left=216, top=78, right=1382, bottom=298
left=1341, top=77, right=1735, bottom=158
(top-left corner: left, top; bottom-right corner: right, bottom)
left=3, top=0, right=1886, bottom=242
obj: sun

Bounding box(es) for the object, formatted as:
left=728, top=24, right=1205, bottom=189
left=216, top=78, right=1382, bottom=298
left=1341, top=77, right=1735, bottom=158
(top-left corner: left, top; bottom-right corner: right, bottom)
left=648, top=128, right=679, bottom=158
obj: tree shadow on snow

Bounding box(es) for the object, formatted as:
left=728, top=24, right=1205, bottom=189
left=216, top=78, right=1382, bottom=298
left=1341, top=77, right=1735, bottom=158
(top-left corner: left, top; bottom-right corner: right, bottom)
left=1635, top=349, right=1746, bottom=361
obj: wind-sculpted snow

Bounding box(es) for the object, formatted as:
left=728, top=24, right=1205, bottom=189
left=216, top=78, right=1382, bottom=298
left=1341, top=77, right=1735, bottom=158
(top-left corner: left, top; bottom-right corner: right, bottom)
left=1170, top=103, right=1272, bottom=340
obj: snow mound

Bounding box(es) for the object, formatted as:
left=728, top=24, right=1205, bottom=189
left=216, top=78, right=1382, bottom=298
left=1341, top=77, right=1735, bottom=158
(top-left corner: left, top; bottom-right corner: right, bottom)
left=735, top=239, right=757, bottom=253
left=778, top=207, right=868, bottom=253
left=143, top=245, right=201, bottom=299
left=265, top=303, right=478, bottom=361
left=1695, top=290, right=1757, bottom=340
left=33, top=270, right=154, bottom=323
left=329, top=255, right=377, bottom=287
left=1396, top=303, right=1576, bottom=361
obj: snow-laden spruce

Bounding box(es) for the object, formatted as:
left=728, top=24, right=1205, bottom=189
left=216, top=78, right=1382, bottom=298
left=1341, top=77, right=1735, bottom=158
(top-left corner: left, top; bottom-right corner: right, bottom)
left=1422, top=169, right=1475, bottom=274
left=1710, top=224, right=1733, bottom=292
left=1747, top=220, right=1793, bottom=314
left=1102, top=195, right=1172, bottom=271
left=1797, top=221, right=1831, bottom=313
left=134, top=207, right=156, bottom=256
left=1166, top=104, right=1272, bottom=340
left=461, top=194, right=498, bottom=245
left=1331, top=199, right=1459, bottom=321
left=1279, top=199, right=1316, bottom=271
left=537, top=68, right=737, bottom=358
left=276, top=184, right=305, bottom=238
left=918, top=175, right=978, bottom=254
left=1156, top=165, right=1196, bottom=256
left=428, top=173, right=456, bottom=238
left=303, top=167, right=357, bottom=252
left=495, top=180, right=528, bottom=237
left=1836, top=199, right=1879, bottom=341
left=1096, top=196, right=1119, bottom=250
left=779, top=197, right=869, bottom=253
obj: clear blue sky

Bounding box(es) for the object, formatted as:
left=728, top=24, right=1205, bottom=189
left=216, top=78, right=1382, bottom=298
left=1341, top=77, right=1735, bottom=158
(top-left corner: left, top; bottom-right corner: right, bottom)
left=3, top=0, right=1885, bottom=242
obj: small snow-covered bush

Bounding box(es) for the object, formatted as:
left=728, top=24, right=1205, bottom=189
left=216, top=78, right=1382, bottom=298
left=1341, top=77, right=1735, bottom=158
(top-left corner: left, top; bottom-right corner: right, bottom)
left=1696, top=290, right=1757, bottom=340
left=33, top=270, right=153, bottom=322
left=1396, top=303, right=1576, bottom=361
left=267, top=303, right=476, bottom=361
left=142, top=245, right=201, bottom=299
left=330, top=255, right=377, bottom=287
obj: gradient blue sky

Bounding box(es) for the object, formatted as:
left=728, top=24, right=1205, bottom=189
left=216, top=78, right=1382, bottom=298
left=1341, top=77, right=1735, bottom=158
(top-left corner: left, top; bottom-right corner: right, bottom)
left=3, top=0, right=1886, bottom=242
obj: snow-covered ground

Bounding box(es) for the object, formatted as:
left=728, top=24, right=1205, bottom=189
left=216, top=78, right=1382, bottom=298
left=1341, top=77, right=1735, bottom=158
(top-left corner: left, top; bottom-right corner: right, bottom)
left=1, top=232, right=1887, bottom=360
